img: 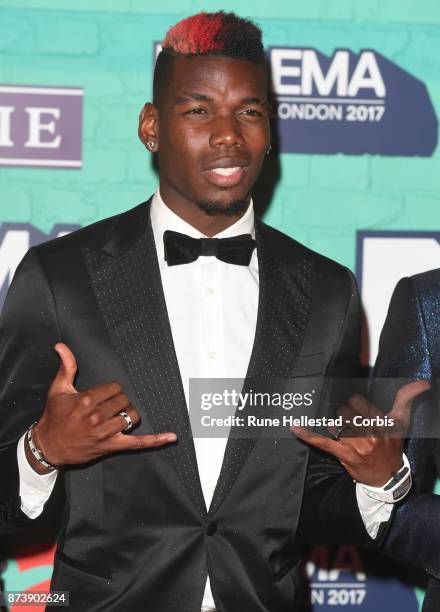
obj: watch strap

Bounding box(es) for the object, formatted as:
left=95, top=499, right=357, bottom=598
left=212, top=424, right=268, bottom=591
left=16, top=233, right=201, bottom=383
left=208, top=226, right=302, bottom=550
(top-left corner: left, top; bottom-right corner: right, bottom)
left=361, top=454, right=412, bottom=503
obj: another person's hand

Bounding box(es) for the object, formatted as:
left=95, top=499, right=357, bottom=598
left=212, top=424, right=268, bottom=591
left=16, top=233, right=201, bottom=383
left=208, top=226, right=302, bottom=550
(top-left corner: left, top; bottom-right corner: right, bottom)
left=25, top=343, right=177, bottom=474
left=291, top=380, right=430, bottom=487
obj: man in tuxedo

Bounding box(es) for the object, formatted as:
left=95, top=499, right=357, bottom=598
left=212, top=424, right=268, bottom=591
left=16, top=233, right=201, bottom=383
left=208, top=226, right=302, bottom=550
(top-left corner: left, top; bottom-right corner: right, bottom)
left=0, top=11, right=426, bottom=612
left=373, top=270, right=440, bottom=611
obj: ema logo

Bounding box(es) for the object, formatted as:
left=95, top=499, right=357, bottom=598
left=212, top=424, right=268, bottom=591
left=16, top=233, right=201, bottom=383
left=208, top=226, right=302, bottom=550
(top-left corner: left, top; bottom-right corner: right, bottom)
left=306, top=546, right=419, bottom=611
left=269, top=48, right=438, bottom=156
left=0, top=223, right=79, bottom=311
left=0, top=85, right=83, bottom=168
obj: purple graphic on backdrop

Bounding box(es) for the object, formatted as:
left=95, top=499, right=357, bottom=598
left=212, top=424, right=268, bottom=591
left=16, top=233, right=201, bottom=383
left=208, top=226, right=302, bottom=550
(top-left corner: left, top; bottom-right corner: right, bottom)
left=0, top=223, right=79, bottom=311
left=269, top=48, right=438, bottom=156
left=0, top=85, right=83, bottom=168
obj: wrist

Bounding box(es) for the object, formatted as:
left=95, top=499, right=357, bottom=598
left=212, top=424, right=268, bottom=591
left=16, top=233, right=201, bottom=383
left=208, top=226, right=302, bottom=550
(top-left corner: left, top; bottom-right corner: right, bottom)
left=361, top=454, right=412, bottom=503
left=366, top=460, right=405, bottom=488
left=26, top=422, right=59, bottom=472
left=24, top=430, right=54, bottom=475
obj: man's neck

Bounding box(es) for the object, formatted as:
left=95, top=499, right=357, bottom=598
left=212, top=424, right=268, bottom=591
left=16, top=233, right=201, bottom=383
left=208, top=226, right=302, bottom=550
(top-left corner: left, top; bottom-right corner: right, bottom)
left=158, top=187, right=251, bottom=237
left=170, top=210, right=245, bottom=237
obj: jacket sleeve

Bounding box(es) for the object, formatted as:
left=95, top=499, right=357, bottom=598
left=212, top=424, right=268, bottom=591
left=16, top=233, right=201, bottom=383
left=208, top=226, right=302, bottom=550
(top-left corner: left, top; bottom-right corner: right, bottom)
left=372, top=276, right=435, bottom=483
left=298, top=269, right=376, bottom=547
left=0, top=247, right=61, bottom=531
left=371, top=276, right=440, bottom=579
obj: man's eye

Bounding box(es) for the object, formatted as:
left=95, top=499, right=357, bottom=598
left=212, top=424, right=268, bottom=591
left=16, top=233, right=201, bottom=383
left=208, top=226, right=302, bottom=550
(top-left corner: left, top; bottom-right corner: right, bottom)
left=240, top=109, right=262, bottom=117
left=184, top=107, right=208, bottom=115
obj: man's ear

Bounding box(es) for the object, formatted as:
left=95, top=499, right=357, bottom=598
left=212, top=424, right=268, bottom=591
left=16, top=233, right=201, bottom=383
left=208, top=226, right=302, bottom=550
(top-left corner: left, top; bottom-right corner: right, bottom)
left=138, top=103, right=159, bottom=153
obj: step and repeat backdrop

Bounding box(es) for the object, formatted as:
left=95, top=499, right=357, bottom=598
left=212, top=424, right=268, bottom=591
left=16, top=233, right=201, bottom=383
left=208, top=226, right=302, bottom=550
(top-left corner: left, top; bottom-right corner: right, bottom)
left=1, top=1, right=440, bottom=611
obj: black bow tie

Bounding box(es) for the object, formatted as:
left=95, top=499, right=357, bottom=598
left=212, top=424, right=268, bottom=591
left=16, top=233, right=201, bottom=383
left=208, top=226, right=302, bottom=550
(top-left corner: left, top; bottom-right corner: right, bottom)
left=163, top=230, right=256, bottom=266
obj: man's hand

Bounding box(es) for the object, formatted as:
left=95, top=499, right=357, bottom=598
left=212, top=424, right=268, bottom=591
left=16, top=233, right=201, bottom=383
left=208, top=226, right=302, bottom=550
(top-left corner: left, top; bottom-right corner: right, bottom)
left=25, top=343, right=177, bottom=474
left=291, top=380, right=430, bottom=487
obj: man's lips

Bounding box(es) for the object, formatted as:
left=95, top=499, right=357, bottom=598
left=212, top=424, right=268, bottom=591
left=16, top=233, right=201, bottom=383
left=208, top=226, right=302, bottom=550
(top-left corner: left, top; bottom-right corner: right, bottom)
left=204, top=165, right=247, bottom=188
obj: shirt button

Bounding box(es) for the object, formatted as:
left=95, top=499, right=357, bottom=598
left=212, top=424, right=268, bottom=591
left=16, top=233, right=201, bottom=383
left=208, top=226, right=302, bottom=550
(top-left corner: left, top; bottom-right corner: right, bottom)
left=206, top=287, right=214, bottom=296
left=208, top=351, right=216, bottom=359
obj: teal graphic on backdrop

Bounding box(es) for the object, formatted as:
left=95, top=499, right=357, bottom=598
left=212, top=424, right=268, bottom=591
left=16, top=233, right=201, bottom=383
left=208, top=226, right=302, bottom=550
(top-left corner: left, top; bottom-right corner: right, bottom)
left=269, top=48, right=438, bottom=156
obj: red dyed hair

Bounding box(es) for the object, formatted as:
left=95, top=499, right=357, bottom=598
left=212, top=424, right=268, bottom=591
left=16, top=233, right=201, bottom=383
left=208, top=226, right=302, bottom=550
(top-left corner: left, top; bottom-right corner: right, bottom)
left=163, top=12, right=237, bottom=55
left=153, top=12, right=265, bottom=103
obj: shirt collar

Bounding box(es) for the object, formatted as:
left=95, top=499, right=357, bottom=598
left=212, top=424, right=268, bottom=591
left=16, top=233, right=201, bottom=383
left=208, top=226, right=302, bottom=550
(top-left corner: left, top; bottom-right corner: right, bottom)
left=150, top=187, right=256, bottom=263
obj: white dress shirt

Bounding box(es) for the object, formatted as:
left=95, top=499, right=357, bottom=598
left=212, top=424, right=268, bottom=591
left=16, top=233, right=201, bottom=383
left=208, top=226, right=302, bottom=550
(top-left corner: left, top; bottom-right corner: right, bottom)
left=17, top=188, right=396, bottom=611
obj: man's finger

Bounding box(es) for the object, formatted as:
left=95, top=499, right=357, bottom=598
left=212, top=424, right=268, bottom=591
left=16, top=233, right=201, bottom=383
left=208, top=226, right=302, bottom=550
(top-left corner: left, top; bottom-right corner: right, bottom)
left=389, top=380, right=431, bottom=427
left=337, top=400, right=378, bottom=436
left=97, top=405, right=141, bottom=438
left=95, top=393, right=134, bottom=421
left=291, top=425, right=348, bottom=459
left=108, top=432, right=177, bottom=451
left=291, top=425, right=366, bottom=469
left=347, top=394, right=374, bottom=417
left=82, top=381, right=123, bottom=406
left=49, top=342, right=78, bottom=396
left=333, top=406, right=366, bottom=436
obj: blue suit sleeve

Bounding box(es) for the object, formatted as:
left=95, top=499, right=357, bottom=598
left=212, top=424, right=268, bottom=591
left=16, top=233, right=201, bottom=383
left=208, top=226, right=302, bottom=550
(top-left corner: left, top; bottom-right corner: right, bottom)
left=373, top=275, right=440, bottom=581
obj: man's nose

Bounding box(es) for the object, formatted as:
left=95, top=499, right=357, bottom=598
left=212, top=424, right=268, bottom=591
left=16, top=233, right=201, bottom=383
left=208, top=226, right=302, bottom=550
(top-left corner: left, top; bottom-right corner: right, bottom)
left=209, top=115, right=245, bottom=148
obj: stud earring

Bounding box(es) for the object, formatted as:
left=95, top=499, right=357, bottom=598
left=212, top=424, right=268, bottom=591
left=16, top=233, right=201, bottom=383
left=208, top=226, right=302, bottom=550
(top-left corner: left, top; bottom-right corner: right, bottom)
left=266, top=144, right=272, bottom=156
left=146, top=141, right=156, bottom=152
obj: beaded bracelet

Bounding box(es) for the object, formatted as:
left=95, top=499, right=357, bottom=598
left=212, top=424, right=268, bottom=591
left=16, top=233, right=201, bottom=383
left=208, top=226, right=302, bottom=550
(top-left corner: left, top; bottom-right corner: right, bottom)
left=26, top=422, right=58, bottom=471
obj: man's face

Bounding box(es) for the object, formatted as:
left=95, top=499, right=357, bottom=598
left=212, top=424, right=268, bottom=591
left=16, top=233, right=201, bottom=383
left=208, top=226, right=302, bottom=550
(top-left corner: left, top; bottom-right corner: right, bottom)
left=151, top=55, right=270, bottom=219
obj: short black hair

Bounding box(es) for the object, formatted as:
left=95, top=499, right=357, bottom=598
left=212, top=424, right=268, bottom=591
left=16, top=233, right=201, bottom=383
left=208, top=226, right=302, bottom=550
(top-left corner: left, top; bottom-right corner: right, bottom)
left=153, top=11, right=265, bottom=105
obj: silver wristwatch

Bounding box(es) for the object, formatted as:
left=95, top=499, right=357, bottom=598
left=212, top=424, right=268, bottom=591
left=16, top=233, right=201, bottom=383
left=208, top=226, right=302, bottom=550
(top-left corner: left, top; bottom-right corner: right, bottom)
left=361, top=454, right=412, bottom=503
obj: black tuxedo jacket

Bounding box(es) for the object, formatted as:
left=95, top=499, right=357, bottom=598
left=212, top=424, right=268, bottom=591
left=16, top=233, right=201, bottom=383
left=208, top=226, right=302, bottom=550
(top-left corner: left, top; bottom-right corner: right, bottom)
left=373, top=270, right=440, bottom=609
left=0, top=200, right=371, bottom=611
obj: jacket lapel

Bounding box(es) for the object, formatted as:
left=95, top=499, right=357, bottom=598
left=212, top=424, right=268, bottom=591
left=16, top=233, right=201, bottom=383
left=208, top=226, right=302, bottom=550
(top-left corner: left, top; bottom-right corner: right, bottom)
left=208, top=219, right=316, bottom=515
left=83, top=200, right=207, bottom=518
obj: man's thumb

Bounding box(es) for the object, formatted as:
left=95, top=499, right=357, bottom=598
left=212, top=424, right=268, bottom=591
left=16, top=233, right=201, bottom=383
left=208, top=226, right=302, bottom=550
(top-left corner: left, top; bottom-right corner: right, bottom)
left=49, top=343, right=78, bottom=396
left=390, top=379, right=431, bottom=427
